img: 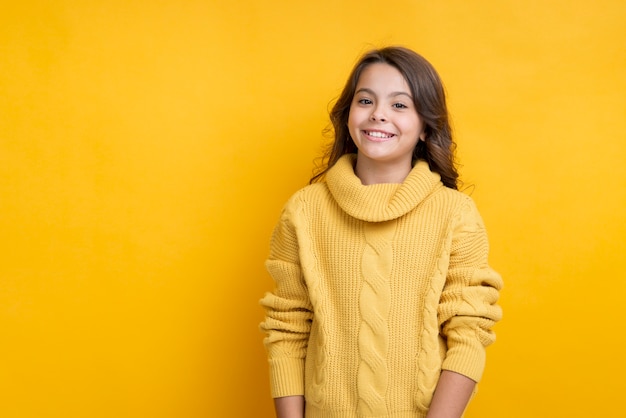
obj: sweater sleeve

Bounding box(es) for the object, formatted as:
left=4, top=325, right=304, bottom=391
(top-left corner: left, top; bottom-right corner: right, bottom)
left=259, top=198, right=313, bottom=398
left=438, top=196, right=503, bottom=383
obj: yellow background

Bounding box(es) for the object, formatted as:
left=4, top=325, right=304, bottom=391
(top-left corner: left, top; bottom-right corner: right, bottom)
left=1, top=1, right=625, bottom=417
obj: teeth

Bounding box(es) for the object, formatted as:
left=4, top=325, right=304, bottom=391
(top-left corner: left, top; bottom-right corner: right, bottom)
left=368, top=131, right=393, bottom=138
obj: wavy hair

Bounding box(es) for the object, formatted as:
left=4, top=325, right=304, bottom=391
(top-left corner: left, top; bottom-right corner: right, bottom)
left=311, top=46, right=459, bottom=190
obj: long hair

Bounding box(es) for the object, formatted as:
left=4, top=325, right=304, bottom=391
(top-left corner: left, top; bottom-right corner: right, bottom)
left=310, top=46, right=459, bottom=190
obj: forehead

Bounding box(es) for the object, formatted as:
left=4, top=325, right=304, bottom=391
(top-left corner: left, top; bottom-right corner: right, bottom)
left=356, top=63, right=410, bottom=92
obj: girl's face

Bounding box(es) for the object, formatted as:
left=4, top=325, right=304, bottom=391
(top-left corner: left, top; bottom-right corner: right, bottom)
left=348, top=63, right=425, bottom=172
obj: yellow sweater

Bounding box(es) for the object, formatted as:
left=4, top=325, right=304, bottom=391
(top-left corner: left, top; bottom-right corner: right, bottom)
left=260, top=154, right=503, bottom=417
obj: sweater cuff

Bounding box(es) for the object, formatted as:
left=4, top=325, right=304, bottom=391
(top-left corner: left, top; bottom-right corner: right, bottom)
left=441, top=342, right=486, bottom=383
left=268, top=357, right=305, bottom=398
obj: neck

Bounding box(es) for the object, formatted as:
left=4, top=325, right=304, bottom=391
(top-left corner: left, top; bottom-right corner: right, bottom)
left=354, top=156, right=412, bottom=185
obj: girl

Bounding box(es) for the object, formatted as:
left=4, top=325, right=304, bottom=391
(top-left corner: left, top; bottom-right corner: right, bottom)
left=260, top=46, right=503, bottom=418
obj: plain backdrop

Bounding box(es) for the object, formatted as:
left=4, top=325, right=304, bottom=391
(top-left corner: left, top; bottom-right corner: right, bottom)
left=1, top=1, right=625, bottom=417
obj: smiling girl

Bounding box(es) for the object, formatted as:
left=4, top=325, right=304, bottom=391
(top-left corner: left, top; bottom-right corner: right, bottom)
left=260, top=47, right=503, bottom=418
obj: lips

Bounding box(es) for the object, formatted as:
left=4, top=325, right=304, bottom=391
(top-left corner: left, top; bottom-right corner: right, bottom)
left=363, top=130, right=395, bottom=141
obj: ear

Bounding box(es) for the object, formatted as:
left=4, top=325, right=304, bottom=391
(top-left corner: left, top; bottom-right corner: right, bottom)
left=419, top=132, right=426, bottom=142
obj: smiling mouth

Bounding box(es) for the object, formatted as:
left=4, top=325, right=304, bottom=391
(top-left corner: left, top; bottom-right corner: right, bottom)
left=364, top=130, right=395, bottom=139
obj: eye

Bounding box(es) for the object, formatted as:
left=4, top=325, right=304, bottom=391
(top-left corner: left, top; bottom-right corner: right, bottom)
left=358, top=98, right=373, bottom=105
left=393, top=103, right=408, bottom=109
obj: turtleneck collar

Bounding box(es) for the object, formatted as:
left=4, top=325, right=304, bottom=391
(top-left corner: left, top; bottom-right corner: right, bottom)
left=325, top=154, right=443, bottom=222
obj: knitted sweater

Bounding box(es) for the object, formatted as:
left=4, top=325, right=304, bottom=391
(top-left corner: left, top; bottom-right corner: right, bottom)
left=260, top=154, right=503, bottom=418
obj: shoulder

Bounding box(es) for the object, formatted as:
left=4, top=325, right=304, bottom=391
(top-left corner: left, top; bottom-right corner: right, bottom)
left=432, top=187, right=486, bottom=232
left=281, top=182, right=332, bottom=215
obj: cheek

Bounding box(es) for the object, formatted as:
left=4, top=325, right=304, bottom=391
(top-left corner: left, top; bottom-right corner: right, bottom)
left=348, top=106, right=370, bottom=126
left=347, top=109, right=359, bottom=131
left=405, top=115, right=424, bottom=136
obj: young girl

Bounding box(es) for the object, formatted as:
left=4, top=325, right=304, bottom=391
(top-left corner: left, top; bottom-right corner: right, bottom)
left=260, top=46, right=503, bottom=418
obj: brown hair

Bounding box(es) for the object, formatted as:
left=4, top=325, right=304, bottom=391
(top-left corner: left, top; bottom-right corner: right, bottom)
left=311, top=46, right=459, bottom=190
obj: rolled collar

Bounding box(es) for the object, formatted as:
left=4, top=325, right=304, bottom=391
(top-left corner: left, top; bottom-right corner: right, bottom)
left=325, top=154, right=443, bottom=222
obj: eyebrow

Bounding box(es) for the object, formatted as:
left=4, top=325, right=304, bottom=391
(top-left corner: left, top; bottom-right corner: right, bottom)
left=355, top=87, right=413, bottom=99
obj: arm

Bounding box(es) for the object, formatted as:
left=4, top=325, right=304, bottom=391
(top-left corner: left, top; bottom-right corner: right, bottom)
left=426, top=371, right=475, bottom=418
left=274, top=395, right=305, bottom=418
left=438, top=197, right=503, bottom=383
left=260, top=198, right=312, bottom=399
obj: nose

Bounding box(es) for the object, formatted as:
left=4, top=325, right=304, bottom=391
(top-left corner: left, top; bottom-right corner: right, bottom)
left=370, top=106, right=387, bottom=122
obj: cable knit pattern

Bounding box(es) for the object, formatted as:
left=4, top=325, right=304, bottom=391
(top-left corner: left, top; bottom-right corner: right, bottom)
left=295, top=194, right=329, bottom=407
left=414, top=212, right=455, bottom=412
left=357, top=221, right=397, bottom=416
left=260, top=154, right=503, bottom=418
